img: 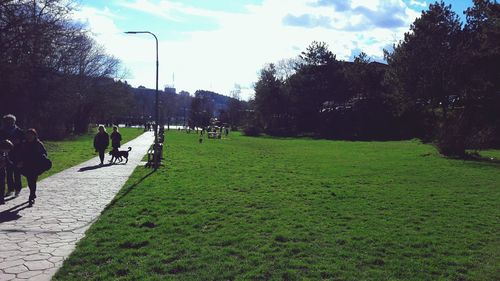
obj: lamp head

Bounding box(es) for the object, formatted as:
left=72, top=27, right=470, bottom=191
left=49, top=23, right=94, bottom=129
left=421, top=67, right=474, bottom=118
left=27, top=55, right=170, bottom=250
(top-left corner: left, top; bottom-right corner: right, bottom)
left=124, top=31, right=149, bottom=34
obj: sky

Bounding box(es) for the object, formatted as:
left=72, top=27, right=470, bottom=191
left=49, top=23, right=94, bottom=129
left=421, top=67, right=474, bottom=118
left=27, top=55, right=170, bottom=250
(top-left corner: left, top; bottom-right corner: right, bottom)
left=73, top=0, right=473, bottom=100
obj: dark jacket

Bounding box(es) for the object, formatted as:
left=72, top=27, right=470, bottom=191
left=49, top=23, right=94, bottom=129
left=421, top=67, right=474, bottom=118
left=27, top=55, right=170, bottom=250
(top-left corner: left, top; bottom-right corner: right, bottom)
left=0, top=152, right=12, bottom=169
left=94, top=132, right=109, bottom=151
left=19, top=139, right=47, bottom=175
left=0, top=125, right=24, bottom=143
left=8, top=144, right=22, bottom=165
left=110, top=131, right=122, bottom=149
left=1, top=126, right=24, bottom=168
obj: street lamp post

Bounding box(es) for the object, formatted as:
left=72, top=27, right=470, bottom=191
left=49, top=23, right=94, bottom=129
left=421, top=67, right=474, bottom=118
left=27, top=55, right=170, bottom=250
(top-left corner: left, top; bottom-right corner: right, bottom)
left=124, top=31, right=160, bottom=168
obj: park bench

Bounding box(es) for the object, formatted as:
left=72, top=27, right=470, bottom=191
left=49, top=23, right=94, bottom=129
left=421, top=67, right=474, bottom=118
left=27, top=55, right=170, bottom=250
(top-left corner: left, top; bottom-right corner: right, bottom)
left=145, top=144, right=155, bottom=167
left=145, top=128, right=165, bottom=168
left=145, top=143, right=163, bottom=168
left=207, top=131, right=215, bottom=138
left=207, top=131, right=221, bottom=139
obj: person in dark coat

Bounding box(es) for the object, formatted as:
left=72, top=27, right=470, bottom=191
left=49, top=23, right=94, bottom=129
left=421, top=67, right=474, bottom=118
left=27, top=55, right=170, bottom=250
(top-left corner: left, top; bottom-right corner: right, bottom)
left=110, top=126, right=122, bottom=151
left=0, top=114, right=24, bottom=197
left=0, top=140, right=14, bottom=204
left=17, top=129, right=47, bottom=207
left=93, top=125, right=109, bottom=165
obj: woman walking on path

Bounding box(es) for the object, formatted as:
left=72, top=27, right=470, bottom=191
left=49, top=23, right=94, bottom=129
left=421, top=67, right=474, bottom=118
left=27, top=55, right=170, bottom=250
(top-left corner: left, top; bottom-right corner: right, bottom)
left=94, top=125, right=109, bottom=165
left=110, top=126, right=122, bottom=151
left=18, top=129, right=48, bottom=207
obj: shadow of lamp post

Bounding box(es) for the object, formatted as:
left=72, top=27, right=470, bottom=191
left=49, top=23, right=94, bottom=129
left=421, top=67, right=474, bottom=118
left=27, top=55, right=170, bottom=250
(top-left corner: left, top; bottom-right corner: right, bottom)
left=124, top=31, right=160, bottom=169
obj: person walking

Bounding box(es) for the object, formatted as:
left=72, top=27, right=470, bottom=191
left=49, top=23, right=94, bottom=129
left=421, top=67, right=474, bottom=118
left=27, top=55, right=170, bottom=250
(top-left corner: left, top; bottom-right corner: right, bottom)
left=17, top=129, right=48, bottom=207
left=0, top=140, right=14, bottom=205
left=93, top=125, right=109, bottom=165
left=0, top=114, right=24, bottom=197
left=110, top=126, right=122, bottom=152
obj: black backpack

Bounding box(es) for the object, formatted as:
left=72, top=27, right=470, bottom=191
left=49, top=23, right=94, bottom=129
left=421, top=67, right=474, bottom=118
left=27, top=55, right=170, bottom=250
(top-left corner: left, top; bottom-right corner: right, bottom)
left=38, top=154, right=52, bottom=175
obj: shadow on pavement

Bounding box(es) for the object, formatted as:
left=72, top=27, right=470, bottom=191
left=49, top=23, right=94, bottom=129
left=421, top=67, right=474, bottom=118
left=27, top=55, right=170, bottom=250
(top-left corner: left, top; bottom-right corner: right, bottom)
left=0, top=201, right=30, bottom=223
left=78, top=163, right=113, bottom=172
left=5, top=195, right=19, bottom=202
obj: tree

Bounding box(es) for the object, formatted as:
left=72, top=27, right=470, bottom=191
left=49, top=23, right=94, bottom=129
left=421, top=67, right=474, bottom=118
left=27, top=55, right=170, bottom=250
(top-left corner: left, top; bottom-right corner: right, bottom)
left=385, top=1, right=462, bottom=118
left=189, top=91, right=214, bottom=128
left=0, top=0, right=78, bottom=130
left=69, top=34, right=122, bottom=134
left=0, top=0, right=129, bottom=138
left=459, top=0, right=500, bottom=148
left=226, top=85, right=244, bottom=130
left=254, top=64, right=290, bottom=135
left=299, top=41, right=336, bottom=66
left=275, top=58, right=300, bottom=80
left=176, top=91, right=191, bottom=125
left=289, top=41, right=341, bottom=133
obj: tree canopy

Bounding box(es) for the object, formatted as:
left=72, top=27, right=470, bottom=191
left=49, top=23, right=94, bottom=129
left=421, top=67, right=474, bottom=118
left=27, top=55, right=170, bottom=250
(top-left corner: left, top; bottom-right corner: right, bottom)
left=250, top=0, right=500, bottom=156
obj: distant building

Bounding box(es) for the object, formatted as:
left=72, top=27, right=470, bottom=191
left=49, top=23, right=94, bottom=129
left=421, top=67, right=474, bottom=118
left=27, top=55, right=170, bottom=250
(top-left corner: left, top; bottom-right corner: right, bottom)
left=164, top=86, right=176, bottom=95
left=130, top=86, right=158, bottom=122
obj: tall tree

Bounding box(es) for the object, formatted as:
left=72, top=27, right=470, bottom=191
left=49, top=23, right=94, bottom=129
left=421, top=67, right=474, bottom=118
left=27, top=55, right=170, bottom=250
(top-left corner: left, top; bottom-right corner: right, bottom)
left=385, top=1, right=462, bottom=118
left=0, top=1, right=128, bottom=138
left=460, top=0, right=500, bottom=147
left=289, top=41, right=341, bottom=133
left=189, top=91, right=214, bottom=129
left=254, top=64, right=289, bottom=134
left=226, top=85, right=244, bottom=130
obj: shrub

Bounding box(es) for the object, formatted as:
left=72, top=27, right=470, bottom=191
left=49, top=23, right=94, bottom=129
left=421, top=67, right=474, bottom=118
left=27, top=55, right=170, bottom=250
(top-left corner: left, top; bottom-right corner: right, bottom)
left=242, top=124, right=262, bottom=136
left=435, top=113, right=467, bottom=157
left=434, top=111, right=496, bottom=157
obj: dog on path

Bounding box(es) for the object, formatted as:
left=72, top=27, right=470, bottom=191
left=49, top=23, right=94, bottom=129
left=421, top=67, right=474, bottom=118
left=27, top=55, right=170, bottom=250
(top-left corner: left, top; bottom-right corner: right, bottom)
left=109, top=147, right=132, bottom=163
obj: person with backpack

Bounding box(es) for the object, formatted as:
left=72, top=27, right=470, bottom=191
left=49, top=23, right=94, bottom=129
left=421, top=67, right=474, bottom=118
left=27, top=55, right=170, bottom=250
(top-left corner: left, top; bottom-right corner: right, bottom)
left=17, top=128, right=49, bottom=207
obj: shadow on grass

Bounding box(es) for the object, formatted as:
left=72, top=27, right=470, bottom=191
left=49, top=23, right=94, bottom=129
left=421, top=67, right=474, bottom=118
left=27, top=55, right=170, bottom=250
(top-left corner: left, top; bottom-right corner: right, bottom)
left=463, top=156, right=500, bottom=166
left=446, top=153, right=500, bottom=168
left=0, top=201, right=30, bottom=223
left=103, top=169, right=156, bottom=212
left=78, top=163, right=113, bottom=172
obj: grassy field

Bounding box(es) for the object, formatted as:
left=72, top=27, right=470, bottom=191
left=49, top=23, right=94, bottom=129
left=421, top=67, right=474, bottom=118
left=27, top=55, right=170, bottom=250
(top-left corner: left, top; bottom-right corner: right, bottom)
left=54, top=131, right=499, bottom=281
left=41, top=127, right=144, bottom=180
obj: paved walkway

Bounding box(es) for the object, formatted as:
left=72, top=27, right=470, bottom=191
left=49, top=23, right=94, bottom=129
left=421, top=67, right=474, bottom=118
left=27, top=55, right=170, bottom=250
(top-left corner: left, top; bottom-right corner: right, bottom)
left=0, top=132, right=154, bottom=281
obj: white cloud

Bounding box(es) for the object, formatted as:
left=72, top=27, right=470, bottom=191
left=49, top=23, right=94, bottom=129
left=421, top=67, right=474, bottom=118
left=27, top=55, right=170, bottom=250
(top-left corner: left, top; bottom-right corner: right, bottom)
left=410, top=0, right=427, bottom=8
left=75, top=0, right=422, bottom=100
left=118, top=0, right=182, bottom=21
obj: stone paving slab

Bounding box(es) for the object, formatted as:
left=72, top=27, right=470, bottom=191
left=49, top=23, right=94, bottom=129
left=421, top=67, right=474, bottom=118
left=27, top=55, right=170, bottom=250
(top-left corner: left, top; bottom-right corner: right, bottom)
left=0, top=132, right=154, bottom=280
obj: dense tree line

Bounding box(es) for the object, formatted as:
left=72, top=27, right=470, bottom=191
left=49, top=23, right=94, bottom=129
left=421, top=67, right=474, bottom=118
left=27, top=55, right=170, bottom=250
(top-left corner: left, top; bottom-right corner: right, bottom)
left=251, top=0, right=500, bottom=157
left=188, top=89, right=246, bottom=129
left=0, top=0, right=133, bottom=139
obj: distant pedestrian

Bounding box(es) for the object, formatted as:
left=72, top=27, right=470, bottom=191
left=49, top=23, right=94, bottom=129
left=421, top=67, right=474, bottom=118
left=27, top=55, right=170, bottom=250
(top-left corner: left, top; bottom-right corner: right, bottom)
left=18, top=129, right=48, bottom=207
left=93, top=125, right=109, bottom=165
left=0, top=140, right=14, bottom=204
left=110, top=126, right=122, bottom=151
left=0, top=114, right=24, bottom=197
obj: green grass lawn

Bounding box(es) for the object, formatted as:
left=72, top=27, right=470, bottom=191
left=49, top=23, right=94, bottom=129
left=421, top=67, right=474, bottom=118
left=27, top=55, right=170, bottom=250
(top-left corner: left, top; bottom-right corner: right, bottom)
left=41, top=127, right=144, bottom=180
left=54, top=131, right=499, bottom=281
